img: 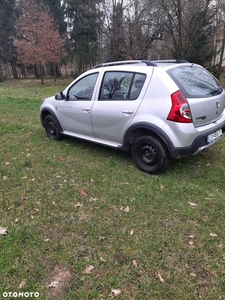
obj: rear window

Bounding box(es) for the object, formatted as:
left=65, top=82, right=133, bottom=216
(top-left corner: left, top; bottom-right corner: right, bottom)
left=167, top=65, right=223, bottom=98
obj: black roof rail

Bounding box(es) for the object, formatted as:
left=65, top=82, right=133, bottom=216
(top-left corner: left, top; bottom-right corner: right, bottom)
left=152, top=59, right=189, bottom=64
left=140, top=60, right=158, bottom=66
left=92, top=60, right=158, bottom=69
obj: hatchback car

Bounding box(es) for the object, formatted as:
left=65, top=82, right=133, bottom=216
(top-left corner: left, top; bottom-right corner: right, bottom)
left=40, top=60, right=225, bottom=174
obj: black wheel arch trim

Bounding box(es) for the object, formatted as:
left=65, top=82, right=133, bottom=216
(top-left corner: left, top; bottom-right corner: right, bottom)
left=122, top=122, right=225, bottom=159
left=40, top=108, right=63, bottom=133
left=121, top=122, right=178, bottom=157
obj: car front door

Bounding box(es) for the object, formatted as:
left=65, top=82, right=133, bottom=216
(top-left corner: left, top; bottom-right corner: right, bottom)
left=91, top=71, right=147, bottom=145
left=57, top=72, right=99, bottom=137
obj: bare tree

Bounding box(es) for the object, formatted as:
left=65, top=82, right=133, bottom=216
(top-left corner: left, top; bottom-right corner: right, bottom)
left=15, top=0, right=65, bottom=84
left=159, top=0, right=215, bottom=65
left=125, top=0, right=165, bottom=59
left=100, top=0, right=164, bottom=61
left=213, top=0, right=225, bottom=79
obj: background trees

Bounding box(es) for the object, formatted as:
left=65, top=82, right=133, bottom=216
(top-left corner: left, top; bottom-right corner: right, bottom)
left=63, top=0, right=102, bottom=74
left=159, top=0, right=215, bottom=65
left=41, top=0, right=67, bottom=35
left=0, top=0, right=19, bottom=79
left=15, top=0, right=65, bottom=84
left=100, top=0, right=165, bottom=61
left=1, top=0, right=225, bottom=80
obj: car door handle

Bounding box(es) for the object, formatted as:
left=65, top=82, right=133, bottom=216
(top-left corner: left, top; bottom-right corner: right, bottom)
left=82, top=108, right=91, bottom=113
left=122, top=110, right=134, bottom=115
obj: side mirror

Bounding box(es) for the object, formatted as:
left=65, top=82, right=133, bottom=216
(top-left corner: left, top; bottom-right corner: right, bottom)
left=55, top=92, right=65, bottom=100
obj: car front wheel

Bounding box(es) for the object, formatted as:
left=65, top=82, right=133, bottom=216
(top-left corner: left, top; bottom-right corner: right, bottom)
left=132, top=135, right=170, bottom=175
left=44, top=115, right=63, bottom=140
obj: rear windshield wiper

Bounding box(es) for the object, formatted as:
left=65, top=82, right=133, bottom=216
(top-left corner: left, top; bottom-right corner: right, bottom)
left=211, top=87, right=223, bottom=96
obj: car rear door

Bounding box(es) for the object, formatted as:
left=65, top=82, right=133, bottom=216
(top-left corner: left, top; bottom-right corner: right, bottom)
left=91, top=71, right=150, bottom=145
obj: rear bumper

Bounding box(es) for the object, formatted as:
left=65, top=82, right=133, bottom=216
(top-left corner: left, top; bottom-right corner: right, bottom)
left=173, top=125, right=225, bottom=158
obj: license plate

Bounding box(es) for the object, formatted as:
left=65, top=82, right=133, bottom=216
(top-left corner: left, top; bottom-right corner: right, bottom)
left=206, top=129, right=222, bottom=144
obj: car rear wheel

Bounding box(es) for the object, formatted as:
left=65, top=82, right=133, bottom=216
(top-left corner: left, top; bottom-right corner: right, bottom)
left=44, top=115, right=63, bottom=140
left=132, top=135, right=170, bottom=174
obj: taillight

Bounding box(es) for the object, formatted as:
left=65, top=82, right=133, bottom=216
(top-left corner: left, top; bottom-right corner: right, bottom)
left=167, top=90, right=192, bottom=123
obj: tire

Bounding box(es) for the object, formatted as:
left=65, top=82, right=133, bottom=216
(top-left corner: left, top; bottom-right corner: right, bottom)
left=43, top=115, right=63, bottom=140
left=132, top=135, right=170, bottom=175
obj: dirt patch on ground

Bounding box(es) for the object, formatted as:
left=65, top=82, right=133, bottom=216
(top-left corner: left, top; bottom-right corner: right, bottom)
left=45, top=265, right=73, bottom=298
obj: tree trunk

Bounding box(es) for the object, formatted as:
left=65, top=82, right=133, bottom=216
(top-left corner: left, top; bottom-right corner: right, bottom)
left=37, top=64, right=44, bottom=85
left=11, top=63, right=18, bottom=78
left=53, top=63, right=57, bottom=82
left=0, top=63, right=3, bottom=81
left=21, top=64, right=28, bottom=78
left=216, top=23, right=225, bottom=80
left=34, top=64, right=39, bottom=78
left=64, top=64, right=67, bottom=77
left=43, top=64, right=48, bottom=78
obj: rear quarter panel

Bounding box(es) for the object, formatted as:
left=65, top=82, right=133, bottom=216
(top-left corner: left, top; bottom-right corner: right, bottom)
left=131, top=68, right=178, bottom=128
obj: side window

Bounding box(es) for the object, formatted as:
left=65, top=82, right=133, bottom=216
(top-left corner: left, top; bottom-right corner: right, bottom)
left=130, top=74, right=146, bottom=100
left=99, top=71, right=146, bottom=100
left=67, top=73, right=99, bottom=101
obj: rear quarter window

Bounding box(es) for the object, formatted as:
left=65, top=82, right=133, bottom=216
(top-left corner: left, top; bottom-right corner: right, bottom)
left=167, top=65, right=222, bottom=98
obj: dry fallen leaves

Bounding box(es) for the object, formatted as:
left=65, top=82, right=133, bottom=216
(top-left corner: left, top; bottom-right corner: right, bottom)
left=82, top=265, right=95, bottom=275
left=188, top=202, right=197, bottom=207
left=0, top=227, right=7, bottom=235
left=120, top=206, right=130, bottom=212
left=189, top=240, right=194, bottom=247
left=81, top=190, right=88, bottom=196
left=189, top=234, right=195, bottom=239
left=74, top=202, right=83, bottom=208
left=110, top=289, right=121, bottom=296
left=124, top=206, right=130, bottom=212
left=100, top=257, right=106, bottom=262
left=157, top=272, right=165, bottom=283
left=133, top=260, right=138, bottom=268
left=18, top=280, right=26, bottom=289
left=48, top=281, right=59, bottom=288
left=188, top=234, right=195, bottom=248
left=46, top=265, right=72, bottom=298
left=210, top=233, right=218, bottom=237
left=90, top=197, right=98, bottom=202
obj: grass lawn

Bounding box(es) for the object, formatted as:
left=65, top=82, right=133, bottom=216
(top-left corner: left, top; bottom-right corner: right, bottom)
left=0, top=78, right=225, bottom=299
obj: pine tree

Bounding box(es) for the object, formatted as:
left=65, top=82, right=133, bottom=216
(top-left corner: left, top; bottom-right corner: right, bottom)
left=64, top=0, right=102, bottom=73
left=0, top=0, right=19, bottom=78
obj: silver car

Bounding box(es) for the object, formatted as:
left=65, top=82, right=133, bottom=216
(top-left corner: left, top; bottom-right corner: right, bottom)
left=40, top=60, right=225, bottom=174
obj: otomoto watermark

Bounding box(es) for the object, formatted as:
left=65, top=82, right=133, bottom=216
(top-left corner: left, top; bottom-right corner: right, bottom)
left=2, top=292, right=40, bottom=298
